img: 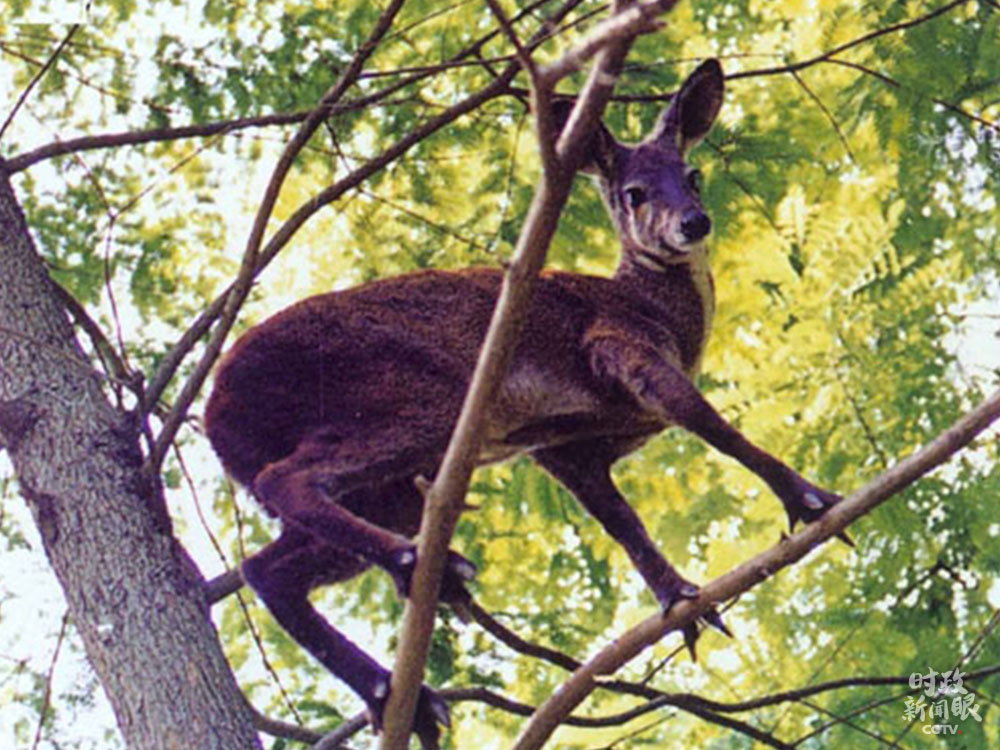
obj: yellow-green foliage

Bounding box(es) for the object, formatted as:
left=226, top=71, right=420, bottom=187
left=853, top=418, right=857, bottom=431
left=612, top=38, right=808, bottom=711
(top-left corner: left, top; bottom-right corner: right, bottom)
left=2, top=1, right=998, bottom=748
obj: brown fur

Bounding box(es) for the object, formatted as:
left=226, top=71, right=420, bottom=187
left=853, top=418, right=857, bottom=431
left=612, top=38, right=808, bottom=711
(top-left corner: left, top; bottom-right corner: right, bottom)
left=204, top=60, right=841, bottom=740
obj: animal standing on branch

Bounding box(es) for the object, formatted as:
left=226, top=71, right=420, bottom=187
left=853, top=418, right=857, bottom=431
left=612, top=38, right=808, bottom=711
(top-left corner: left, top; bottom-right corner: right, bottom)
left=205, top=59, right=842, bottom=742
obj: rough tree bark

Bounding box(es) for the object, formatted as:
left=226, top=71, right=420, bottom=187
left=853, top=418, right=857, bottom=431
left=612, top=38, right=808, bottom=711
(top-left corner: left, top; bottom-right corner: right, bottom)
left=0, top=168, right=260, bottom=749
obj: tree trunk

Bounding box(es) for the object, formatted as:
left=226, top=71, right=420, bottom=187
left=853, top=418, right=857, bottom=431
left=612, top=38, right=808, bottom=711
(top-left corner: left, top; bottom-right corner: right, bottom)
left=0, top=168, right=261, bottom=749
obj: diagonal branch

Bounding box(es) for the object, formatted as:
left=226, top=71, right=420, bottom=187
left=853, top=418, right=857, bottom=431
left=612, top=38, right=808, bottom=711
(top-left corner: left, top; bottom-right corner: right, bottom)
left=0, top=25, right=80, bottom=143
left=146, top=0, right=407, bottom=470
left=825, top=58, right=999, bottom=133
left=376, top=2, right=678, bottom=748
left=510, top=386, right=1000, bottom=750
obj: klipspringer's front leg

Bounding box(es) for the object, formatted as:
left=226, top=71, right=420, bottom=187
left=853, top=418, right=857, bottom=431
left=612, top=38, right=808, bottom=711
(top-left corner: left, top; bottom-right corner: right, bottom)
left=533, top=441, right=729, bottom=650
left=588, top=336, right=846, bottom=538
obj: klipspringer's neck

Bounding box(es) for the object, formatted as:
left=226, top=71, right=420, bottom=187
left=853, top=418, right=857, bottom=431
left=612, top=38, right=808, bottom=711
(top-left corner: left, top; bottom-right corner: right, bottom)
left=614, top=243, right=716, bottom=374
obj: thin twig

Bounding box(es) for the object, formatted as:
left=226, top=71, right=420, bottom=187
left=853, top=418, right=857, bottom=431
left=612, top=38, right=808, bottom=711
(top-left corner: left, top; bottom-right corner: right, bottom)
left=47, top=278, right=133, bottom=390
left=0, top=25, right=80, bottom=142
left=800, top=698, right=902, bottom=748
left=0, top=40, right=177, bottom=120
left=357, top=187, right=491, bottom=253
left=789, top=68, right=855, bottom=163
left=793, top=687, right=915, bottom=746
left=888, top=603, right=1000, bottom=748
left=727, top=0, right=973, bottom=82
left=249, top=705, right=324, bottom=744
left=441, top=686, right=793, bottom=747
left=485, top=0, right=538, bottom=76
left=30, top=611, right=70, bottom=750
left=825, top=58, right=999, bottom=134
left=313, top=714, right=370, bottom=750
left=539, top=0, right=674, bottom=85
left=5, top=0, right=559, bottom=175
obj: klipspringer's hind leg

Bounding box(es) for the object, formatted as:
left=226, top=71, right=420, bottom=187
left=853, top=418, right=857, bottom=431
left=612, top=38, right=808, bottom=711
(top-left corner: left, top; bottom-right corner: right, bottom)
left=254, top=436, right=476, bottom=604
left=533, top=441, right=729, bottom=655
left=241, top=529, right=450, bottom=746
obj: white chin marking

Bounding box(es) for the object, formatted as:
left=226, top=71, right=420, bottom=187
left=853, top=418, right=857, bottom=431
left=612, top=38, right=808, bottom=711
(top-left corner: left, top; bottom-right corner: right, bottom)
left=635, top=252, right=669, bottom=271
left=636, top=242, right=691, bottom=270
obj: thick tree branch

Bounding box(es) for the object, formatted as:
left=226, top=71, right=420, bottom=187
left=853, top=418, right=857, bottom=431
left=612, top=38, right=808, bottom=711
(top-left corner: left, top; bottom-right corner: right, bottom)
left=377, top=2, right=676, bottom=747
left=1, top=164, right=261, bottom=750
left=511, top=387, right=1000, bottom=750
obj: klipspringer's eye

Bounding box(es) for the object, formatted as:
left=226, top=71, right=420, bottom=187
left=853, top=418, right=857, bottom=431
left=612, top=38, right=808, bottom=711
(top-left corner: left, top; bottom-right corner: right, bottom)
left=623, top=186, right=647, bottom=209
left=686, top=168, right=703, bottom=193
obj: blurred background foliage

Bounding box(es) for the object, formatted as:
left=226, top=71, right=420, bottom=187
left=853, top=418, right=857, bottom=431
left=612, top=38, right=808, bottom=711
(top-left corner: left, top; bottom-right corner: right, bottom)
left=0, top=0, right=998, bottom=748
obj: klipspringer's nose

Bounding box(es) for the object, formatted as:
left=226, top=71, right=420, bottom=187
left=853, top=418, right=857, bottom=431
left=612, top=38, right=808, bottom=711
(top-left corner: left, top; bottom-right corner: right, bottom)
left=680, top=210, right=712, bottom=242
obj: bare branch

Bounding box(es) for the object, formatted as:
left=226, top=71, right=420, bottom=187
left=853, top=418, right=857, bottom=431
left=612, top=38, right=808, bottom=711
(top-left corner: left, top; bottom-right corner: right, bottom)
left=788, top=68, right=855, bottom=163
left=700, top=663, right=1000, bottom=714
left=0, top=40, right=177, bottom=119
left=30, top=611, right=70, bottom=750
left=728, top=0, right=972, bottom=82
left=485, top=0, right=538, bottom=76
left=6, top=110, right=311, bottom=174
left=0, top=25, right=80, bottom=143
left=4, top=0, right=555, bottom=175
left=249, top=707, right=323, bottom=744
left=312, top=715, right=370, bottom=750
left=47, top=278, right=133, bottom=391
left=205, top=568, right=243, bottom=604
left=510, top=387, right=1000, bottom=750
left=377, top=2, right=681, bottom=747
left=825, top=58, right=999, bottom=134
left=799, top=698, right=900, bottom=748
left=442, top=686, right=792, bottom=747
left=469, top=602, right=581, bottom=671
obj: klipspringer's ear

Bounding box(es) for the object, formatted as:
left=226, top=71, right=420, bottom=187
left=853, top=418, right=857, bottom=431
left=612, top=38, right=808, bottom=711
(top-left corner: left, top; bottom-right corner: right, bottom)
left=651, top=59, right=724, bottom=154
left=548, top=98, right=623, bottom=179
